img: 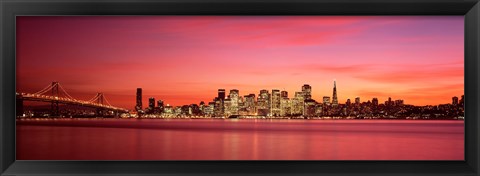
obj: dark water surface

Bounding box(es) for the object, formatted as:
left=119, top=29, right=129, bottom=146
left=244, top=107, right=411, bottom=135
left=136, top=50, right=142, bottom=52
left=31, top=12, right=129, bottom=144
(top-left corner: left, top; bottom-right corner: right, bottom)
left=16, top=118, right=464, bottom=160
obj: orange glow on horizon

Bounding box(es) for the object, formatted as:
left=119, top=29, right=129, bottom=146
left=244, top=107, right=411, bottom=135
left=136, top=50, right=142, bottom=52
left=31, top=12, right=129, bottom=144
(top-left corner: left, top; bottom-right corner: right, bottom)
left=16, top=16, right=464, bottom=109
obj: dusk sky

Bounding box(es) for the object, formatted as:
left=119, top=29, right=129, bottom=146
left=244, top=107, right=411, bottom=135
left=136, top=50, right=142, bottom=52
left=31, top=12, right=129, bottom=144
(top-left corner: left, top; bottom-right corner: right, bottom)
left=16, top=16, right=464, bottom=109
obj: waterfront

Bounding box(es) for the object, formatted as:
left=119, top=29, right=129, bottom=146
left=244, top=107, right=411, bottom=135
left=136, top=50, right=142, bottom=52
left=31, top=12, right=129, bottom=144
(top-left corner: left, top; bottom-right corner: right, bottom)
left=16, top=119, right=464, bottom=160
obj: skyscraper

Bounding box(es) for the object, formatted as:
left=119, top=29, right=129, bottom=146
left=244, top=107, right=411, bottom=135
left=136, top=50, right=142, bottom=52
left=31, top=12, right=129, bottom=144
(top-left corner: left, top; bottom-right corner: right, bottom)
left=217, top=89, right=226, bottom=115
left=332, top=81, right=338, bottom=107
left=135, top=88, right=142, bottom=112
left=271, top=89, right=281, bottom=116
left=218, top=89, right=226, bottom=100
left=292, top=91, right=305, bottom=116
left=280, top=98, right=292, bottom=116
left=302, top=84, right=312, bottom=100
left=244, top=94, right=256, bottom=115
left=228, top=89, right=240, bottom=115
left=355, top=97, right=360, bottom=104
left=156, top=100, right=164, bottom=114
left=148, top=97, right=155, bottom=114
left=257, top=89, right=270, bottom=116
left=304, top=99, right=317, bottom=117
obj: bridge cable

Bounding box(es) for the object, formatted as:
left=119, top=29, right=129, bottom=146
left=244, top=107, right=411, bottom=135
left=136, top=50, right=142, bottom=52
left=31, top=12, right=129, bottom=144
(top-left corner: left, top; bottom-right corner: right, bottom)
left=33, top=84, right=53, bottom=95
left=103, top=95, right=114, bottom=106
left=57, top=83, right=76, bottom=100
left=88, top=93, right=100, bottom=103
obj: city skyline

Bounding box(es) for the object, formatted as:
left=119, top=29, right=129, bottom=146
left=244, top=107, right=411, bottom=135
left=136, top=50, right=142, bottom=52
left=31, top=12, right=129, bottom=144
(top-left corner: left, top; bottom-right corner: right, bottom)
left=132, top=81, right=464, bottom=119
left=16, top=16, right=464, bottom=109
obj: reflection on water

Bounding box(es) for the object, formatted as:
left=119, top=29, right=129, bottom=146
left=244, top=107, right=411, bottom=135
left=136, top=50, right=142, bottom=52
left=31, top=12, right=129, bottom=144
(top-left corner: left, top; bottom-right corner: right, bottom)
left=16, top=119, right=464, bottom=160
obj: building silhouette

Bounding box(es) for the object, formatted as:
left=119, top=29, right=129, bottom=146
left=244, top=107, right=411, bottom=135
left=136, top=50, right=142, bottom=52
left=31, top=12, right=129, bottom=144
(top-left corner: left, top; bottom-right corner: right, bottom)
left=135, top=88, right=142, bottom=112
left=452, top=96, right=459, bottom=106
left=148, top=97, right=155, bottom=114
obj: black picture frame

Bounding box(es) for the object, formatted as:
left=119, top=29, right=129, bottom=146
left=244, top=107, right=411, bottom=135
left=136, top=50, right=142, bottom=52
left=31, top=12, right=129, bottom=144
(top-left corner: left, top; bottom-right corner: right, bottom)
left=1, top=0, right=479, bottom=175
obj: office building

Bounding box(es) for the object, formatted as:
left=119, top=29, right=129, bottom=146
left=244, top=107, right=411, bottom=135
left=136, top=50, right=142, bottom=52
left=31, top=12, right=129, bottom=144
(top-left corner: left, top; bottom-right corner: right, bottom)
left=332, top=81, right=338, bottom=107
left=323, top=96, right=330, bottom=106
left=257, top=89, right=270, bottom=116
left=229, top=89, right=240, bottom=115
left=302, top=84, right=312, bottom=100
left=292, top=92, right=305, bottom=115
left=280, top=98, right=292, bottom=116
left=147, top=97, right=155, bottom=114
left=244, top=94, right=256, bottom=115
left=271, top=89, right=281, bottom=116
left=135, top=88, right=142, bottom=112
left=304, top=99, right=317, bottom=117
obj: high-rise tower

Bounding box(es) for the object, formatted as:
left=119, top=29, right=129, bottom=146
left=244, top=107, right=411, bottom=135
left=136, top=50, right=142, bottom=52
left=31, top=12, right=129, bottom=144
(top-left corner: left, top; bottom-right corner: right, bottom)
left=332, top=81, right=338, bottom=107
left=302, top=84, right=312, bottom=99
left=135, top=88, right=142, bottom=112
left=148, top=97, right=155, bottom=114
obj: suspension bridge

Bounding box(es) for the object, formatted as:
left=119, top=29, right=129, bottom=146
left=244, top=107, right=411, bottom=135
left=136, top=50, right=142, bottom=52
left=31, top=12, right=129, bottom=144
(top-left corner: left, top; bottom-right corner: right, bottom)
left=16, top=81, right=129, bottom=117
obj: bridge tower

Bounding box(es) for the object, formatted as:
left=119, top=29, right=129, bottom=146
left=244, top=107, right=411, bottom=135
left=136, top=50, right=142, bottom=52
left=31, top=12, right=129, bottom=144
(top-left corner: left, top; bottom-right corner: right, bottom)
left=51, top=81, right=59, bottom=117
left=96, top=93, right=105, bottom=117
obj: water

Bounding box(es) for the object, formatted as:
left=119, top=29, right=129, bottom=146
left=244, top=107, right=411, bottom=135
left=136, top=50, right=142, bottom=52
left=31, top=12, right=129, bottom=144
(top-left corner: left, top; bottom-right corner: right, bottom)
left=16, top=118, right=464, bottom=160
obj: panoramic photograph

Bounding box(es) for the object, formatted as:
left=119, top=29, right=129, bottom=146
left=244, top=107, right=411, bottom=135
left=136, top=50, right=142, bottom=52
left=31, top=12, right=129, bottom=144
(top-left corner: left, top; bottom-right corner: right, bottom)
left=16, top=16, right=464, bottom=160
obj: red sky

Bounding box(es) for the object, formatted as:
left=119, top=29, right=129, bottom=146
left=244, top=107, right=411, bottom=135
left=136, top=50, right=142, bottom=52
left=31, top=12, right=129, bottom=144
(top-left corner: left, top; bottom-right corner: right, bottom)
left=16, top=16, right=464, bottom=109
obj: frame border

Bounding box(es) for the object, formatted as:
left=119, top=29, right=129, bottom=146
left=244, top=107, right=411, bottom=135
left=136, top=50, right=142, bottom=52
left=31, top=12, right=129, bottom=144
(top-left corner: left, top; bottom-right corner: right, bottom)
left=1, top=0, right=479, bottom=175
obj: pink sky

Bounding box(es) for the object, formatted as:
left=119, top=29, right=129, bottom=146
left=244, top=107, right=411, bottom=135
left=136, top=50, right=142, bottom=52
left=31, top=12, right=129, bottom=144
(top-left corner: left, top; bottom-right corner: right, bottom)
left=16, top=16, right=464, bottom=109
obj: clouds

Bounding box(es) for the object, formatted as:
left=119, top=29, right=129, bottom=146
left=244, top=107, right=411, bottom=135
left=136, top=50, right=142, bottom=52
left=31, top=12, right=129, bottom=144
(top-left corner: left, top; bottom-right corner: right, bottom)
left=16, top=16, right=464, bottom=108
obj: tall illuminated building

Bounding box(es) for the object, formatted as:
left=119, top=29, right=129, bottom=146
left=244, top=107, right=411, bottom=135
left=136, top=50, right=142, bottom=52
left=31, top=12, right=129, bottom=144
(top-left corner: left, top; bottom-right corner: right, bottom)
left=355, top=97, right=360, bottom=104
left=148, top=97, right=155, bottom=114
left=280, top=98, right=292, bottom=116
left=332, top=81, right=338, bottom=107
left=346, top=99, right=351, bottom=107
left=223, top=98, right=232, bottom=116
left=244, top=94, right=256, bottom=115
left=257, top=89, right=270, bottom=116
left=216, top=89, right=226, bottom=116
left=214, top=98, right=223, bottom=117
left=271, top=89, right=281, bottom=116
left=135, top=88, right=142, bottom=112
left=304, top=99, right=317, bottom=117
left=228, top=89, right=239, bottom=115
left=302, top=84, right=312, bottom=99
left=292, top=91, right=305, bottom=115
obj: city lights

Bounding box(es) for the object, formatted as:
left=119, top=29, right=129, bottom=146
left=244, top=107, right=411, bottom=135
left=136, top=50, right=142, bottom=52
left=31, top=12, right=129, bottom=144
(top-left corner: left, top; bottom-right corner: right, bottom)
left=133, top=81, right=465, bottom=120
